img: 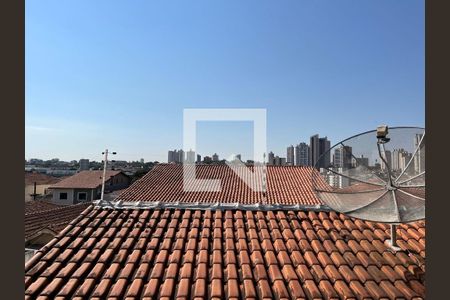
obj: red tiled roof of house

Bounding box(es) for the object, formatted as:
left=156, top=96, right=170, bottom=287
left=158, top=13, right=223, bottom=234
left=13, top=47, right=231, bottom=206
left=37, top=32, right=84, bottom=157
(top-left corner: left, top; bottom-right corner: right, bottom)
left=25, top=206, right=425, bottom=299
left=25, top=172, right=65, bottom=186
left=116, top=164, right=323, bottom=206
left=24, top=200, right=62, bottom=215
left=25, top=203, right=92, bottom=241
left=49, top=170, right=123, bottom=189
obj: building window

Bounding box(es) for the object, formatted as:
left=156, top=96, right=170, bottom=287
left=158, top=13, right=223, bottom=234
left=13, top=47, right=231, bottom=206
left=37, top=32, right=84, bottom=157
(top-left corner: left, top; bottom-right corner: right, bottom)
left=59, top=192, right=68, bottom=200
left=78, top=192, right=87, bottom=201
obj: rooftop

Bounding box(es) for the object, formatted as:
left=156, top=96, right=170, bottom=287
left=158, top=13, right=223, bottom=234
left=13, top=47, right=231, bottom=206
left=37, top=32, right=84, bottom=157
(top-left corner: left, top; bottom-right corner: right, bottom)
left=25, top=202, right=91, bottom=242
left=25, top=164, right=426, bottom=299
left=25, top=172, right=64, bottom=186
left=49, top=170, right=123, bottom=189
left=25, top=206, right=425, bottom=299
left=116, top=164, right=323, bottom=206
left=25, top=201, right=62, bottom=215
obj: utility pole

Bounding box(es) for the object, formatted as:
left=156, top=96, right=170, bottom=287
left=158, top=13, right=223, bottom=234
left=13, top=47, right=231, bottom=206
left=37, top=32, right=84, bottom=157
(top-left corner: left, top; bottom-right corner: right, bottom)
left=100, top=149, right=116, bottom=201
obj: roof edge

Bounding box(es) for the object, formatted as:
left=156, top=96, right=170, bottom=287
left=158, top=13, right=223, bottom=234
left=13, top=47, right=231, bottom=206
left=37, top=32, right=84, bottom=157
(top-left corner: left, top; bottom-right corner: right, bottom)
left=93, top=199, right=332, bottom=211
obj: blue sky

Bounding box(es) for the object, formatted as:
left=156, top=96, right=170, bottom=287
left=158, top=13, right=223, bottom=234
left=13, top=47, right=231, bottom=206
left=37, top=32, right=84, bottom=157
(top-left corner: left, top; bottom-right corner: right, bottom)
left=26, top=0, right=424, bottom=162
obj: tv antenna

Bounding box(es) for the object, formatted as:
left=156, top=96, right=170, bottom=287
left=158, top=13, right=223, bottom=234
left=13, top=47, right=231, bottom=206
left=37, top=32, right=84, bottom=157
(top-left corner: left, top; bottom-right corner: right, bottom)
left=312, top=126, right=425, bottom=250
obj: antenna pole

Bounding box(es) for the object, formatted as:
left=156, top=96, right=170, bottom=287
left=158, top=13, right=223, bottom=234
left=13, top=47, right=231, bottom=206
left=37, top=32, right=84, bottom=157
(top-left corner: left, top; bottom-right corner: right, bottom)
left=262, top=153, right=267, bottom=204
left=389, top=224, right=401, bottom=251
left=100, top=149, right=108, bottom=201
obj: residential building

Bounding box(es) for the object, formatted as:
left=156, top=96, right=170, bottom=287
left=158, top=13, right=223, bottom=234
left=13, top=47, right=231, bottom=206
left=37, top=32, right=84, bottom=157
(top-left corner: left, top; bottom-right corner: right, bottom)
left=310, top=134, right=319, bottom=167
left=79, top=159, right=90, bottom=171
left=310, top=134, right=331, bottom=169
left=392, top=148, right=412, bottom=172
left=295, top=142, right=309, bottom=166
left=48, top=170, right=131, bottom=204
left=212, top=153, right=219, bottom=161
left=267, top=151, right=275, bottom=165
left=355, top=154, right=369, bottom=167
left=392, top=149, right=402, bottom=171
left=196, top=154, right=201, bottom=163
left=325, top=167, right=350, bottom=188
left=25, top=202, right=90, bottom=262
left=203, top=156, right=212, bottom=163
left=274, top=156, right=286, bottom=166
left=168, top=149, right=185, bottom=163
left=286, top=145, right=295, bottom=165
left=274, top=155, right=281, bottom=166
left=414, top=133, right=425, bottom=173
left=25, top=172, right=63, bottom=202
left=401, top=151, right=413, bottom=172
left=333, top=145, right=353, bottom=169
left=381, top=150, right=392, bottom=171
left=185, top=149, right=196, bottom=163
left=168, top=150, right=177, bottom=163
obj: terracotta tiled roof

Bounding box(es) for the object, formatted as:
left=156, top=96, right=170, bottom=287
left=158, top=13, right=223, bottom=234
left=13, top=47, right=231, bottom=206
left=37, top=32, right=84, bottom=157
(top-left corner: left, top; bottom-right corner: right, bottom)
left=25, top=172, right=64, bottom=186
left=25, top=203, right=92, bottom=241
left=116, top=164, right=323, bottom=206
left=49, top=170, right=122, bottom=189
left=25, top=201, right=62, bottom=215
left=25, top=206, right=425, bottom=299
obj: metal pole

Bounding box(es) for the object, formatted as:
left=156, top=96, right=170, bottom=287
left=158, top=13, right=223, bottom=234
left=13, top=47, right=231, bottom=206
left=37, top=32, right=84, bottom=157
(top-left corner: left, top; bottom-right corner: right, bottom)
left=390, top=224, right=398, bottom=248
left=101, top=149, right=108, bottom=201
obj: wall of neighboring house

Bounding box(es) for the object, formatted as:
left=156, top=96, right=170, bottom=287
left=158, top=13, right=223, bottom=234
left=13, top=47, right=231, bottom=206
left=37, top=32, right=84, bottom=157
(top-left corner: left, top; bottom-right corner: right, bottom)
left=105, top=173, right=131, bottom=192
left=25, top=184, right=52, bottom=202
left=51, top=188, right=75, bottom=205
left=73, top=188, right=95, bottom=204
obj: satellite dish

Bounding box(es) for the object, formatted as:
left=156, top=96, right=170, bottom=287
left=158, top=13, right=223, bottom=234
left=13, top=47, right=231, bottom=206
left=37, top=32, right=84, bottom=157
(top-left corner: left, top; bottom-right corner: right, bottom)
left=312, top=126, right=425, bottom=249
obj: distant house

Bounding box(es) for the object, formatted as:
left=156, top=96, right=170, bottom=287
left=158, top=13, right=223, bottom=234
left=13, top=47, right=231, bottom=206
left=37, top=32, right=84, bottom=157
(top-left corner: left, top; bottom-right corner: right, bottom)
left=48, top=170, right=130, bottom=204
left=24, top=201, right=91, bottom=263
left=24, top=172, right=64, bottom=202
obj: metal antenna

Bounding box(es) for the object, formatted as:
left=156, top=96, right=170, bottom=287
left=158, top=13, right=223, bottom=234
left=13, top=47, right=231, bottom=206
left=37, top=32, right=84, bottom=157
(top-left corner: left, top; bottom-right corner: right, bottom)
left=262, top=152, right=267, bottom=205
left=375, top=126, right=401, bottom=251
left=100, top=149, right=117, bottom=203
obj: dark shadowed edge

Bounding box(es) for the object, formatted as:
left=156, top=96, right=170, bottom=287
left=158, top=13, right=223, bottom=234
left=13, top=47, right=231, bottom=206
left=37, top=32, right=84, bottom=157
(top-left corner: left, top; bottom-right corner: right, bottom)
left=0, top=0, right=25, bottom=298
left=426, top=0, right=450, bottom=298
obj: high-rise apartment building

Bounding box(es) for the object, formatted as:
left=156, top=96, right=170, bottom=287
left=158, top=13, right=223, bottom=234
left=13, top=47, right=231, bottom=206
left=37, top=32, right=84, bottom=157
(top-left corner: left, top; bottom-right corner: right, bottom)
left=295, top=143, right=310, bottom=166
left=286, top=145, right=295, bottom=165
left=392, top=148, right=412, bottom=172
left=333, top=146, right=352, bottom=169
left=355, top=155, right=369, bottom=167
left=185, top=150, right=196, bottom=163
left=212, top=153, right=219, bottom=161
left=168, top=150, right=177, bottom=163
left=310, top=134, right=331, bottom=169
left=381, top=150, right=392, bottom=171
left=414, top=133, right=425, bottom=173
left=267, top=151, right=275, bottom=165
left=168, top=149, right=185, bottom=163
